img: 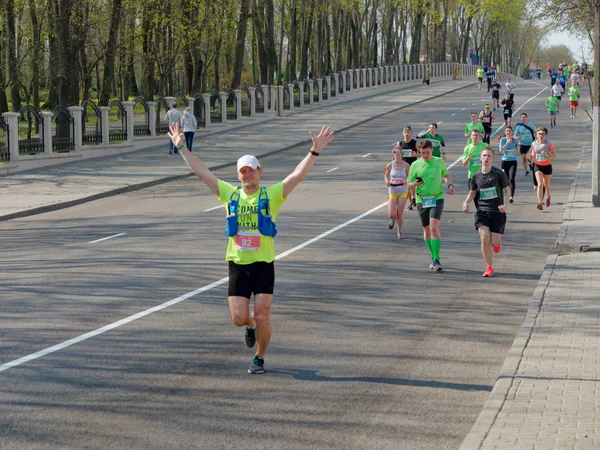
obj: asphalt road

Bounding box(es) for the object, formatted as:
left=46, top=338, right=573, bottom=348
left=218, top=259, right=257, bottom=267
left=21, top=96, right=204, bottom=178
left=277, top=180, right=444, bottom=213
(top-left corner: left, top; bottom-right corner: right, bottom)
left=0, top=79, right=581, bottom=449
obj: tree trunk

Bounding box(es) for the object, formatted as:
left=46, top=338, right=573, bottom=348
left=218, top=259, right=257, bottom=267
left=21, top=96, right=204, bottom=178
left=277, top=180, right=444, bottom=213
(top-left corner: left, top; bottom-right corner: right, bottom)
left=99, top=0, right=123, bottom=105
left=299, top=1, right=314, bottom=79
left=289, top=2, right=298, bottom=81
left=5, top=0, right=22, bottom=111
left=231, top=0, right=250, bottom=88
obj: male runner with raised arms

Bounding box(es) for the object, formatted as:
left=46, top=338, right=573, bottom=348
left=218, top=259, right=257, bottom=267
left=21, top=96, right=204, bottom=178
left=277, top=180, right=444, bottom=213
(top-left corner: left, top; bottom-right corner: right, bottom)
left=168, top=123, right=334, bottom=374
left=407, top=140, right=455, bottom=272
left=463, top=149, right=510, bottom=278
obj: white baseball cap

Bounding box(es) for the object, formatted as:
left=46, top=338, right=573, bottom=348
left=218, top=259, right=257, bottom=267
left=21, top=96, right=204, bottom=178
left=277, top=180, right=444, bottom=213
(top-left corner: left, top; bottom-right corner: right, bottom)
left=237, top=155, right=261, bottom=171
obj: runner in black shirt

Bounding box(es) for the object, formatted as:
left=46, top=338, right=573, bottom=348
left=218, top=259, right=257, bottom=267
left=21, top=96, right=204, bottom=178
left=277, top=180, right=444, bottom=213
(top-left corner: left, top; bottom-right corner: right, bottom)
left=462, top=146, right=510, bottom=278
left=398, top=125, right=418, bottom=210
left=500, top=93, right=514, bottom=127
left=490, top=79, right=501, bottom=110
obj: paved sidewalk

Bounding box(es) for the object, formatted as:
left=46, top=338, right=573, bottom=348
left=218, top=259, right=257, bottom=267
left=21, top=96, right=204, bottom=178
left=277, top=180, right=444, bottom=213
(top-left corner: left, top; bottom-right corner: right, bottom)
left=0, top=77, right=472, bottom=220
left=462, top=136, right=600, bottom=449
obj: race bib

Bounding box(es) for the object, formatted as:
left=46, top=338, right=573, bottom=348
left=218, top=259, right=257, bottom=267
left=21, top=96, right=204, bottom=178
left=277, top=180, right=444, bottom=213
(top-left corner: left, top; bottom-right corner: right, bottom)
left=402, top=149, right=413, bottom=157
left=421, top=196, right=436, bottom=208
left=390, top=178, right=404, bottom=185
left=503, top=109, right=510, bottom=115
left=471, top=158, right=482, bottom=167
left=235, top=231, right=261, bottom=251
left=537, top=153, right=548, bottom=162
left=504, top=149, right=515, bottom=157
left=480, top=187, right=498, bottom=200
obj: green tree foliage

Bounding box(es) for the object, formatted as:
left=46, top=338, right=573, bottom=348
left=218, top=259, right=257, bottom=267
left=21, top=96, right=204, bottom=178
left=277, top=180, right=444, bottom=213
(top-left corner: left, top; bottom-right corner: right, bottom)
left=0, top=0, right=567, bottom=111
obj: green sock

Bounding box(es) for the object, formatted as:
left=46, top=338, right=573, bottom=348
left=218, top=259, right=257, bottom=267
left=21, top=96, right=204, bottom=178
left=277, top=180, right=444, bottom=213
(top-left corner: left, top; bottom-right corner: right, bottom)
left=425, top=239, right=434, bottom=257
left=431, top=239, right=441, bottom=260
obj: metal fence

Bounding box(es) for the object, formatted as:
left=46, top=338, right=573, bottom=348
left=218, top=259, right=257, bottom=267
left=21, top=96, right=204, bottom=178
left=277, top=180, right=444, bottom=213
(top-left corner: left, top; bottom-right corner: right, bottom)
left=18, top=105, right=44, bottom=156
left=155, top=97, right=171, bottom=135
left=193, top=94, right=206, bottom=127
left=82, top=99, right=102, bottom=145
left=254, top=84, right=265, bottom=114
left=108, top=99, right=127, bottom=144
left=241, top=86, right=251, bottom=117
left=225, top=88, right=237, bottom=120
left=0, top=116, right=8, bottom=162
left=293, top=81, right=301, bottom=107
left=133, top=97, right=151, bottom=136
left=210, top=90, right=222, bottom=124
left=51, top=105, right=75, bottom=153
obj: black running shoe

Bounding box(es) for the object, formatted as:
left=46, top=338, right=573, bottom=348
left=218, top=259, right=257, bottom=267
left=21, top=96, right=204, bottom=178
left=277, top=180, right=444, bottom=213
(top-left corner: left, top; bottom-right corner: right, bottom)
left=244, top=326, right=256, bottom=348
left=248, top=355, right=265, bottom=374
left=432, top=259, right=443, bottom=272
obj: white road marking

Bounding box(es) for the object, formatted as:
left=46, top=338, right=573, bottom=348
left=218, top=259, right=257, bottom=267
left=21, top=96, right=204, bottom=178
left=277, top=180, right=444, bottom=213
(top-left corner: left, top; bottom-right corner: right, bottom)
left=0, top=202, right=388, bottom=373
left=204, top=205, right=223, bottom=212
left=88, top=233, right=127, bottom=244
left=437, top=121, right=443, bottom=124
left=461, top=108, right=466, bottom=111
left=451, top=113, right=456, bottom=117
left=362, top=153, right=372, bottom=158
left=326, top=167, right=339, bottom=173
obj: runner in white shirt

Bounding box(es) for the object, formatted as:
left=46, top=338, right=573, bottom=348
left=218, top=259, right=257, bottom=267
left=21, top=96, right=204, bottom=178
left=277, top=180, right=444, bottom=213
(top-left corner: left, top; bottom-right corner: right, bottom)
left=505, top=78, right=516, bottom=102
left=551, top=81, right=564, bottom=114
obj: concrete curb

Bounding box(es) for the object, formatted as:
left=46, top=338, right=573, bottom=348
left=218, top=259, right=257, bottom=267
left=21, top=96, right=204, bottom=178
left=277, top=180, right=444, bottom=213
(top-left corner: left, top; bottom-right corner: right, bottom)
left=460, top=253, right=559, bottom=450
left=1, top=81, right=475, bottom=222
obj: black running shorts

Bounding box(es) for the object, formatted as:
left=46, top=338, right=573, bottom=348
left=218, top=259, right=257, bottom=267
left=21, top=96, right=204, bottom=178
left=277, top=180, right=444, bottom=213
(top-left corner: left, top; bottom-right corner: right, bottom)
left=519, top=144, right=531, bottom=155
left=475, top=211, right=506, bottom=234
left=416, top=199, right=444, bottom=227
left=228, top=261, right=275, bottom=298
left=534, top=164, right=553, bottom=176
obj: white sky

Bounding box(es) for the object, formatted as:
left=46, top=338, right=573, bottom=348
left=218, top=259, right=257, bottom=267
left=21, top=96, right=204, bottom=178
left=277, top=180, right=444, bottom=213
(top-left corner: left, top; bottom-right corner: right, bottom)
left=544, top=30, right=594, bottom=63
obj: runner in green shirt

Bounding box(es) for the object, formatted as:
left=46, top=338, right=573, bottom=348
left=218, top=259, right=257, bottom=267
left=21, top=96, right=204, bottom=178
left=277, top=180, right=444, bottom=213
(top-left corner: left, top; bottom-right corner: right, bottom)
left=568, top=82, right=581, bottom=118
left=168, top=122, right=334, bottom=375
left=462, top=130, right=488, bottom=180
left=545, top=92, right=559, bottom=128
left=462, top=129, right=488, bottom=209
left=464, top=112, right=485, bottom=144
left=476, top=67, right=484, bottom=90
left=417, top=122, right=446, bottom=160
left=407, top=139, right=455, bottom=272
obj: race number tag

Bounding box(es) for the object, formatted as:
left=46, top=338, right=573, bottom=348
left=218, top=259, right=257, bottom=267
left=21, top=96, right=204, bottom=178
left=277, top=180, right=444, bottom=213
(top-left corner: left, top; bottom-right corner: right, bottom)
left=480, top=187, right=498, bottom=200
left=402, top=149, right=413, bottom=157
left=471, top=158, right=482, bottom=167
left=504, top=149, right=515, bottom=157
left=504, top=109, right=510, bottom=115
left=235, top=232, right=261, bottom=251
left=421, top=196, right=436, bottom=208
left=390, top=178, right=404, bottom=185
left=537, top=153, right=548, bottom=162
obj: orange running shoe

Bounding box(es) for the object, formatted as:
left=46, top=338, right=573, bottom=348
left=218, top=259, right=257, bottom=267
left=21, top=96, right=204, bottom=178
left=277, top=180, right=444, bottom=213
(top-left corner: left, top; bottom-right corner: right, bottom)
left=482, top=266, right=495, bottom=277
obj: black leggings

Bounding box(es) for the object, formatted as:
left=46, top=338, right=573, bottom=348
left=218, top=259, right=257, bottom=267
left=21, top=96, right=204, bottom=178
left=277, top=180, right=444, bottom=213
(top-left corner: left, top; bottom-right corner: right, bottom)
left=501, top=160, right=517, bottom=197
left=483, top=126, right=492, bottom=143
